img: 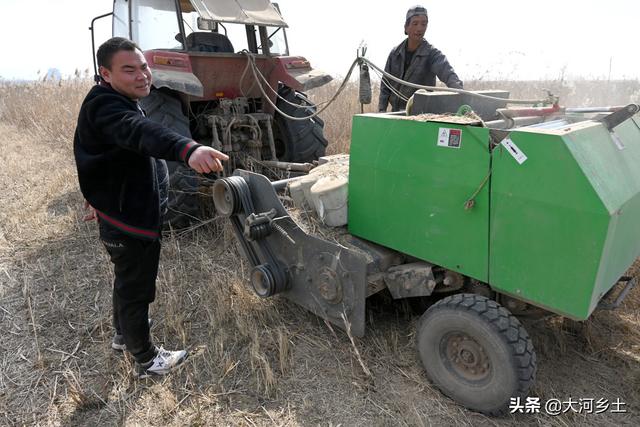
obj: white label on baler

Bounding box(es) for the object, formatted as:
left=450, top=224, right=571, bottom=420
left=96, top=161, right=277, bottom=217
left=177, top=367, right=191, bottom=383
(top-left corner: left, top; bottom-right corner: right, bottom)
left=437, top=128, right=462, bottom=149
left=501, top=138, right=528, bottom=164
left=610, top=132, right=625, bottom=150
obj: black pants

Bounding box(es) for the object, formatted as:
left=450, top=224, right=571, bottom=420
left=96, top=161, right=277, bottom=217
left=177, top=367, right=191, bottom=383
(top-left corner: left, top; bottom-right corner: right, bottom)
left=99, top=221, right=159, bottom=364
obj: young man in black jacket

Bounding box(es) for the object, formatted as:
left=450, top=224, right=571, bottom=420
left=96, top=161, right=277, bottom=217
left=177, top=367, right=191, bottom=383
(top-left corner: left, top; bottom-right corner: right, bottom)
left=74, top=37, right=229, bottom=378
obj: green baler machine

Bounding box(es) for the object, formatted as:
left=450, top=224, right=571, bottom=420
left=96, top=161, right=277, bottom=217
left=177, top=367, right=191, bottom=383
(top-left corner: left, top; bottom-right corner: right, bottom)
left=213, top=97, right=640, bottom=416
left=348, top=111, right=640, bottom=320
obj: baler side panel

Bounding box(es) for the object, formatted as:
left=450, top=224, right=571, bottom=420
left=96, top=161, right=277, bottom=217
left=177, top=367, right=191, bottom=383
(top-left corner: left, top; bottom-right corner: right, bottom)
left=565, top=118, right=640, bottom=313
left=348, top=114, right=491, bottom=282
left=490, top=130, right=609, bottom=319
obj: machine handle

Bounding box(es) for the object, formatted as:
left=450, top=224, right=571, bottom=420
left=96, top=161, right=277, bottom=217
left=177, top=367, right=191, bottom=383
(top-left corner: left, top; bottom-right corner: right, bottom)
left=599, top=104, right=640, bottom=131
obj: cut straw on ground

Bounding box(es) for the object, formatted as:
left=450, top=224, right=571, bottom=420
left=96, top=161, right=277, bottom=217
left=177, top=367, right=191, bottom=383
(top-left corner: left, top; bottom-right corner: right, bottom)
left=1, top=77, right=639, bottom=425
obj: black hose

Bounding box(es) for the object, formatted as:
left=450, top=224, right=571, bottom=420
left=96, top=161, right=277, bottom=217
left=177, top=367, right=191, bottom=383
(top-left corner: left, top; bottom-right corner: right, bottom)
left=359, top=63, right=372, bottom=105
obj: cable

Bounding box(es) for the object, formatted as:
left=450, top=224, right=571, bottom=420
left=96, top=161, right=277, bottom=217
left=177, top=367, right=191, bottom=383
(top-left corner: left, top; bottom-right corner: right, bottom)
left=254, top=65, right=331, bottom=109
left=372, top=67, right=409, bottom=103
left=239, top=52, right=554, bottom=122
left=242, top=51, right=360, bottom=121
left=244, top=54, right=332, bottom=109
left=362, top=58, right=553, bottom=105
left=245, top=54, right=356, bottom=117
left=239, top=55, right=258, bottom=98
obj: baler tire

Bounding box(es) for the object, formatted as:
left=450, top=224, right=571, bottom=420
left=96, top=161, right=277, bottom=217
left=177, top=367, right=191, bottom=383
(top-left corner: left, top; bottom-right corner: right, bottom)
left=139, top=89, right=200, bottom=228
left=416, top=293, right=536, bottom=416
left=273, top=86, right=328, bottom=163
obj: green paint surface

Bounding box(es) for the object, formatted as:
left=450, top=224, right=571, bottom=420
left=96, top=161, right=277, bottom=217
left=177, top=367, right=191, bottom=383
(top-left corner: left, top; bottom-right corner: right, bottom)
left=348, top=113, right=640, bottom=319
left=348, top=114, right=491, bottom=282
left=490, top=119, right=640, bottom=319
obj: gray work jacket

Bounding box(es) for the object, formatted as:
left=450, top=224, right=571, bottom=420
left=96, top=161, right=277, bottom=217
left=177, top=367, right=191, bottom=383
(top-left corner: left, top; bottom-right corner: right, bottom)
left=378, top=39, right=463, bottom=112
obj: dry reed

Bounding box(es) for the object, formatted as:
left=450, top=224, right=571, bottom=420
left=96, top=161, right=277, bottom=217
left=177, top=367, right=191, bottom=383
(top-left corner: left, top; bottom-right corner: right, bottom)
left=0, top=76, right=639, bottom=425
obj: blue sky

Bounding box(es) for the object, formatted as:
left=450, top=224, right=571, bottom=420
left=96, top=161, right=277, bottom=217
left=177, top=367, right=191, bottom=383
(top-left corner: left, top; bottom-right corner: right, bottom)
left=0, top=0, right=637, bottom=81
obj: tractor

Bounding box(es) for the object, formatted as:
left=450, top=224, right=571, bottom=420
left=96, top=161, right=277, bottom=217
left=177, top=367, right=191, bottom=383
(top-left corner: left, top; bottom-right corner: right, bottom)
left=90, top=0, right=332, bottom=225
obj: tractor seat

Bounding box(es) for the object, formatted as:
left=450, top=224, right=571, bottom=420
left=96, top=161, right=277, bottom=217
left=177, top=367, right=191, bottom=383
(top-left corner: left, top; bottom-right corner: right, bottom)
left=183, top=32, right=234, bottom=53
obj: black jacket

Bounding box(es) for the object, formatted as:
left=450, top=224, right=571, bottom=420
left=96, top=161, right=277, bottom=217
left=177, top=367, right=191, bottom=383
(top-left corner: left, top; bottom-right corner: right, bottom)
left=74, top=84, right=200, bottom=239
left=378, top=39, right=463, bottom=112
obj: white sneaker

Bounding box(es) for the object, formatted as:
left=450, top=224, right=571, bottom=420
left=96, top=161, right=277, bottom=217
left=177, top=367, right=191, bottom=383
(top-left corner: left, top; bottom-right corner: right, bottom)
left=134, top=346, right=188, bottom=378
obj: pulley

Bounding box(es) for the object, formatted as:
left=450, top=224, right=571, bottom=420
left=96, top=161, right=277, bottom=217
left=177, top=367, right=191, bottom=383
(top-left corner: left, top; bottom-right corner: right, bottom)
left=251, top=263, right=288, bottom=298
left=212, top=176, right=245, bottom=216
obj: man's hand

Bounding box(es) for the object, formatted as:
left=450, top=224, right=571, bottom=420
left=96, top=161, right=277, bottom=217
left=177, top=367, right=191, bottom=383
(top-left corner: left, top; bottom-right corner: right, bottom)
left=188, top=146, right=229, bottom=174
left=82, top=200, right=97, bottom=222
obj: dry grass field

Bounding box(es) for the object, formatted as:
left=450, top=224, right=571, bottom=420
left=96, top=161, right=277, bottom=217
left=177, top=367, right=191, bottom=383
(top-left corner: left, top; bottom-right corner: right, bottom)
left=1, top=77, right=640, bottom=426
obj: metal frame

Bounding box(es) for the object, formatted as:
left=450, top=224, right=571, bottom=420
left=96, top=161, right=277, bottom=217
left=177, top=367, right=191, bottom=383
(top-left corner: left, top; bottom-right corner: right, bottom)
left=128, top=0, right=132, bottom=40
left=258, top=26, right=271, bottom=56
left=271, top=3, right=289, bottom=56
left=246, top=25, right=258, bottom=54
left=174, top=0, right=188, bottom=50
left=213, top=171, right=370, bottom=336
left=598, top=276, right=638, bottom=310
left=90, top=11, right=114, bottom=83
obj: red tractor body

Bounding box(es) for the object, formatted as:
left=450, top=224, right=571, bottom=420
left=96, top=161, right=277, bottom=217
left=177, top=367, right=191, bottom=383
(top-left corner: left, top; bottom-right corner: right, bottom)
left=91, top=0, right=332, bottom=225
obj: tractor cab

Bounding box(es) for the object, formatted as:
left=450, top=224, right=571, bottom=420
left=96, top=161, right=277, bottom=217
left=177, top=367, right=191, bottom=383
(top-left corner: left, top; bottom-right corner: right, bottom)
left=104, top=0, right=331, bottom=100
left=112, top=0, right=289, bottom=57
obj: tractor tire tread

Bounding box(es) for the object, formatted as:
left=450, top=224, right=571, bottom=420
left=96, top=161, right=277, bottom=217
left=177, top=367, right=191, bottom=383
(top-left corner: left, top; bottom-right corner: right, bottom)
left=274, top=86, right=328, bottom=163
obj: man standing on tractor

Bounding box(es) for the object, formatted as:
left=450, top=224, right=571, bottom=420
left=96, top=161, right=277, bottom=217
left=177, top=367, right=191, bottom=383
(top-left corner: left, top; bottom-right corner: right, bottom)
left=378, top=5, right=464, bottom=112
left=74, top=37, right=229, bottom=378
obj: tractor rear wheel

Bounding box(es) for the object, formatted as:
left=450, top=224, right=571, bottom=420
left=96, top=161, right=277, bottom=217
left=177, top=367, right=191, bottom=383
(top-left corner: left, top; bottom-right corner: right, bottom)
left=273, top=86, right=328, bottom=162
left=416, top=293, right=536, bottom=415
left=139, top=89, right=200, bottom=228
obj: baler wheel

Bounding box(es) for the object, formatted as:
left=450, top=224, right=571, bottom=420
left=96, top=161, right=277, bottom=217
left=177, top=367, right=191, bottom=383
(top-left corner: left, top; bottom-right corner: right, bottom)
left=416, top=293, right=536, bottom=416
left=140, top=89, right=200, bottom=228
left=273, top=86, right=328, bottom=162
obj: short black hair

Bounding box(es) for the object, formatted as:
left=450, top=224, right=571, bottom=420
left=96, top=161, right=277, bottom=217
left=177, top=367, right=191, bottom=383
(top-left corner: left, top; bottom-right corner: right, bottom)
left=97, top=37, right=141, bottom=70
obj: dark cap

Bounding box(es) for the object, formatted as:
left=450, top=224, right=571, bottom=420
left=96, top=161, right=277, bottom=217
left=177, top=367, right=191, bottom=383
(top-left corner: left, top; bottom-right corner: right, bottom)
left=405, top=5, right=428, bottom=24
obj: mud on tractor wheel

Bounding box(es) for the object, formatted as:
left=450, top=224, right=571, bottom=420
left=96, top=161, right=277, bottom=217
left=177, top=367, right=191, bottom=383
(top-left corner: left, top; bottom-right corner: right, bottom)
left=417, top=293, right=537, bottom=416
